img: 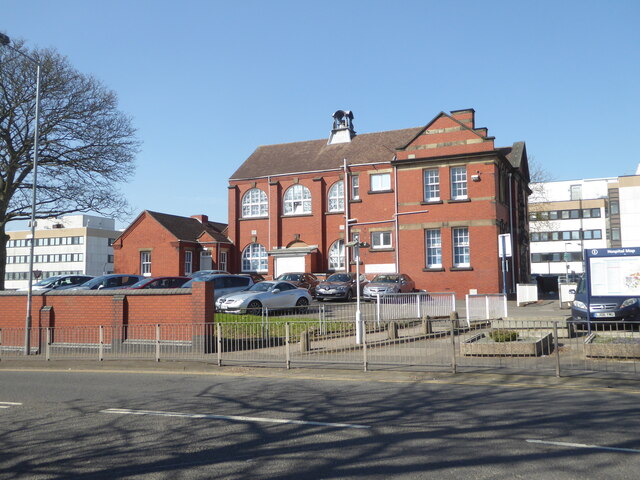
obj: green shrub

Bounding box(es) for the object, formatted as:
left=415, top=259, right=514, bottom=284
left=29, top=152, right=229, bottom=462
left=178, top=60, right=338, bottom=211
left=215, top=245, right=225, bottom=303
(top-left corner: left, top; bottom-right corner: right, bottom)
left=489, top=329, right=519, bottom=342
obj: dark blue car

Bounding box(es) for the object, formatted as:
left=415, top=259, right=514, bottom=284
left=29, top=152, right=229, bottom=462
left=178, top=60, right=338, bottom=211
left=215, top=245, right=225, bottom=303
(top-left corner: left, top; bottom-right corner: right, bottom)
left=571, top=278, right=640, bottom=322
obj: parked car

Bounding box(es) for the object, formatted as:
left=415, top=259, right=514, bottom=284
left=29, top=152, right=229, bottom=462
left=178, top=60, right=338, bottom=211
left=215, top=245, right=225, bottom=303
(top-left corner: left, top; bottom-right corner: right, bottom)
left=181, top=274, right=253, bottom=301
left=363, top=273, right=416, bottom=300
left=315, top=272, right=368, bottom=302
left=126, top=276, right=190, bottom=289
left=275, top=272, right=319, bottom=296
left=571, top=278, right=640, bottom=323
left=19, top=274, right=94, bottom=292
left=189, top=270, right=229, bottom=278
left=246, top=273, right=265, bottom=283
left=66, top=274, right=145, bottom=290
left=216, top=280, right=312, bottom=314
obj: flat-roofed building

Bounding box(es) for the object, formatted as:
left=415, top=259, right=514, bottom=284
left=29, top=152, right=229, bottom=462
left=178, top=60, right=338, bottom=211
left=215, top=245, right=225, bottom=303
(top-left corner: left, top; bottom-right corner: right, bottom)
left=4, top=214, right=120, bottom=289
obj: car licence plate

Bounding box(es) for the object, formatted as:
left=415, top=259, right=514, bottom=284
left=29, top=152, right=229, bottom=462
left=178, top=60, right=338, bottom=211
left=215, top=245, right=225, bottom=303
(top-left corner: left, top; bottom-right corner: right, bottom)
left=594, top=312, right=615, bottom=318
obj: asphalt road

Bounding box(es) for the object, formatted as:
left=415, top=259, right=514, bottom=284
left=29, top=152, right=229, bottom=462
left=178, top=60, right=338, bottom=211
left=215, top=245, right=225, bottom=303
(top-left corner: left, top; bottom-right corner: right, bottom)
left=1, top=367, right=640, bottom=479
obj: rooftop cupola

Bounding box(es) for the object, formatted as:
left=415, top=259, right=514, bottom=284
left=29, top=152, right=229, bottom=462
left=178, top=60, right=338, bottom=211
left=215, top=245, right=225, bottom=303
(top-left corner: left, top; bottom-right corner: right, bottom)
left=328, top=110, right=356, bottom=145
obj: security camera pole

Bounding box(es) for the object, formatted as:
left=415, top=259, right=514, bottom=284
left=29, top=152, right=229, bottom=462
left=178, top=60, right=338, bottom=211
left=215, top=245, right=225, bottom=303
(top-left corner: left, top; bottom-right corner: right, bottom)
left=347, top=240, right=370, bottom=344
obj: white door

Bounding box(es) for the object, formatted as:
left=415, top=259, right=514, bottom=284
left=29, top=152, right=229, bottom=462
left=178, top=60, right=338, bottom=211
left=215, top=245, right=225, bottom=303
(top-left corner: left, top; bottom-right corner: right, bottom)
left=274, top=256, right=305, bottom=278
left=200, top=250, right=212, bottom=271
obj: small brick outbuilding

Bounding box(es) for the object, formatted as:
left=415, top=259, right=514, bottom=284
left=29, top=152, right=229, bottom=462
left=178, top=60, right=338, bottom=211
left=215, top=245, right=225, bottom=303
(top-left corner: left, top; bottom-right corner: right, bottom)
left=113, top=210, right=231, bottom=277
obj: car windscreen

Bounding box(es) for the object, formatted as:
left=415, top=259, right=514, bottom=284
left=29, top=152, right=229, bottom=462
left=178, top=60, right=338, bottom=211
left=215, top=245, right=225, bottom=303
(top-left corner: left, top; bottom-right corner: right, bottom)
left=278, top=274, right=301, bottom=281
left=129, top=278, right=152, bottom=288
left=249, top=282, right=275, bottom=292
left=33, top=276, right=61, bottom=287
left=576, top=278, right=587, bottom=294
left=80, top=276, right=107, bottom=288
left=327, top=274, right=351, bottom=282
left=372, top=275, right=399, bottom=283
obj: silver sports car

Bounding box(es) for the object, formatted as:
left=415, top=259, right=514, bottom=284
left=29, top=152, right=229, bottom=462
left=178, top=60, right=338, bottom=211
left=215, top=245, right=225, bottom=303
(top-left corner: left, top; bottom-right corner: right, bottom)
left=215, top=280, right=312, bottom=314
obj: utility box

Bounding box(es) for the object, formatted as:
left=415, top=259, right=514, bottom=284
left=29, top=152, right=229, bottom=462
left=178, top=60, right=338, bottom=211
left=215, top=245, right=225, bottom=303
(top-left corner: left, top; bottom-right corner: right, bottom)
left=559, top=283, right=577, bottom=309
left=516, top=283, right=538, bottom=306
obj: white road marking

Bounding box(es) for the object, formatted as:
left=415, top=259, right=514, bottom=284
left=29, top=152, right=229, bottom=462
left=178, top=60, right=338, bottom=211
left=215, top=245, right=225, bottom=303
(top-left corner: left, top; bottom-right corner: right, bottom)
left=0, top=402, right=22, bottom=407
left=527, top=439, right=640, bottom=453
left=101, top=408, right=370, bottom=429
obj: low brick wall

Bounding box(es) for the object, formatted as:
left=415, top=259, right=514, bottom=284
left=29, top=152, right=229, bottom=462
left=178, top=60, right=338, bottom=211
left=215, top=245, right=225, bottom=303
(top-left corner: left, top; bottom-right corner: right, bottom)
left=0, top=282, right=214, bottom=351
left=461, top=332, right=554, bottom=356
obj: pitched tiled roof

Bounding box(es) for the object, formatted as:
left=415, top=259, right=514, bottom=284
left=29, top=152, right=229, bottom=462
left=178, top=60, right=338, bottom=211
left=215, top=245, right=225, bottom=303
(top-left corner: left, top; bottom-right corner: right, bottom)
left=497, top=141, right=526, bottom=169
left=230, top=127, right=424, bottom=180
left=146, top=211, right=230, bottom=243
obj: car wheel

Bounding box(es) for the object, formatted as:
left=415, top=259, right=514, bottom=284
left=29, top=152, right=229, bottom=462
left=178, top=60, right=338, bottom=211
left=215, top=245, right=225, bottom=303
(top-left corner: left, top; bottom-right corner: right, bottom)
left=247, top=300, right=262, bottom=316
left=345, top=289, right=353, bottom=302
left=296, top=297, right=309, bottom=313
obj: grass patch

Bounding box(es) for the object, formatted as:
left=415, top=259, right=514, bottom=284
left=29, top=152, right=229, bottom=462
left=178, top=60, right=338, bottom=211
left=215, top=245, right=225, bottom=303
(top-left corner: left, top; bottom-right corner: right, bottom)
left=214, top=311, right=354, bottom=339
left=488, top=329, right=519, bottom=342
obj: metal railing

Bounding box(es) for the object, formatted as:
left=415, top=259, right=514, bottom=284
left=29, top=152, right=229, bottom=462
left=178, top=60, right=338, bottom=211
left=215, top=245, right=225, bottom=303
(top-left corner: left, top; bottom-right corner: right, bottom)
left=465, top=294, right=508, bottom=325
left=4, top=318, right=640, bottom=379
left=376, top=292, right=456, bottom=322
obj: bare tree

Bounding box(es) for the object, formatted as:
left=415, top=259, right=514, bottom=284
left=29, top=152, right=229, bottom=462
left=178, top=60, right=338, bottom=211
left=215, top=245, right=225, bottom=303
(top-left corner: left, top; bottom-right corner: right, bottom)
left=527, top=155, right=557, bottom=233
left=0, top=40, right=139, bottom=289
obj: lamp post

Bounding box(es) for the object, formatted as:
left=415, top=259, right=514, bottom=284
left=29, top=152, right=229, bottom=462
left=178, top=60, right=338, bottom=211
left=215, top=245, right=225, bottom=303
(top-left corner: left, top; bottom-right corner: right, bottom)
left=346, top=240, right=369, bottom=344
left=564, top=242, right=572, bottom=282
left=0, top=33, right=42, bottom=355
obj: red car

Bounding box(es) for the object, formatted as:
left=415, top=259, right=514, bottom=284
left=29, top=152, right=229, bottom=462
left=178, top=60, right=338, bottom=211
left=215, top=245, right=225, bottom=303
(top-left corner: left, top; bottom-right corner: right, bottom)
left=275, top=272, right=319, bottom=296
left=126, top=276, right=190, bottom=289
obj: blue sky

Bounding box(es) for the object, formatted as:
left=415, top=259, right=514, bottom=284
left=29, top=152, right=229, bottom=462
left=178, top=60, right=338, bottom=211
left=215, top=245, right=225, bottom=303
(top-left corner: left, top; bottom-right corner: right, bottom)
left=3, top=0, right=639, bottom=230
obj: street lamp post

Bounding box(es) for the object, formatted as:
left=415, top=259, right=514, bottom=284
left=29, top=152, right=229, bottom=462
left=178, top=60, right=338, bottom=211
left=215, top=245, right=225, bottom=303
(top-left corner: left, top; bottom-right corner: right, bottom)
left=564, top=242, right=571, bottom=282
left=1, top=33, right=42, bottom=355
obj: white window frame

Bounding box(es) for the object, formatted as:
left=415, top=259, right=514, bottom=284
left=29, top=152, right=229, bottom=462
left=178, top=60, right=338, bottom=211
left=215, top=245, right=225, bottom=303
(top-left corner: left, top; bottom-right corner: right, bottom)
left=351, top=175, right=360, bottom=200
left=423, top=168, right=440, bottom=202
left=140, top=251, right=152, bottom=276
left=283, top=184, right=312, bottom=215
left=453, top=227, right=470, bottom=267
left=242, top=188, right=268, bottom=218
left=370, top=173, right=391, bottom=192
left=184, top=251, right=193, bottom=276
left=328, top=240, right=345, bottom=270
left=425, top=229, right=442, bottom=268
left=450, top=166, right=468, bottom=200
left=219, top=251, right=228, bottom=272
left=371, top=231, right=392, bottom=249
left=242, top=243, right=268, bottom=273
left=328, top=180, right=344, bottom=212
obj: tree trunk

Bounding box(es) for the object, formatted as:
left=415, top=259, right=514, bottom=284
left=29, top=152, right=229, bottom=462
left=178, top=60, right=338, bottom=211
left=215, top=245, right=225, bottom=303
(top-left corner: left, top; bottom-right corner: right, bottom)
left=0, top=221, right=8, bottom=291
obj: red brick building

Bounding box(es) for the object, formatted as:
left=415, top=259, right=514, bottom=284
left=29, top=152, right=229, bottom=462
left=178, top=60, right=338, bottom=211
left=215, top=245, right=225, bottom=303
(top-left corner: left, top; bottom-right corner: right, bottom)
left=113, top=210, right=231, bottom=277
left=227, top=109, right=531, bottom=295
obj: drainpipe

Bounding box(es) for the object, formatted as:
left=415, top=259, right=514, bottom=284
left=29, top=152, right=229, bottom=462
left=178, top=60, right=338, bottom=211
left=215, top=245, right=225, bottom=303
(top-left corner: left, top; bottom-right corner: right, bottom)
left=268, top=176, right=272, bottom=251
left=508, top=172, right=515, bottom=292
left=344, top=159, right=350, bottom=271
left=393, top=160, right=399, bottom=273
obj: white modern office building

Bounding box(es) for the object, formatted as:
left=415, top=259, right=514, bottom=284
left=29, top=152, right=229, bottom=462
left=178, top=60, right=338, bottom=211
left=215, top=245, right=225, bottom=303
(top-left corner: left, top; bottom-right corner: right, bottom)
left=4, top=214, right=120, bottom=290
left=529, top=171, right=640, bottom=280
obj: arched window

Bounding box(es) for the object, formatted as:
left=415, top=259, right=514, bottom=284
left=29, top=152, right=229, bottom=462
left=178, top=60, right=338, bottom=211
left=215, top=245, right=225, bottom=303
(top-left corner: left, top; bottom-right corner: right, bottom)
left=242, top=243, right=268, bottom=272
left=328, top=240, right=345, bottom=270
left=328, top=180, right=344, bottom=212
left=242, top=188, right=268, bottom=218
left=283, top=184, right=311, bottom=215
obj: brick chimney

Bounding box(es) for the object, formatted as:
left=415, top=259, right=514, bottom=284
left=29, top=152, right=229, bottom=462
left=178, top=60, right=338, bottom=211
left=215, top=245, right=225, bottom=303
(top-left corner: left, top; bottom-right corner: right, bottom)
left=450, top=108, right=475, bottom=128
left=191, top=215, right=208, bottom=224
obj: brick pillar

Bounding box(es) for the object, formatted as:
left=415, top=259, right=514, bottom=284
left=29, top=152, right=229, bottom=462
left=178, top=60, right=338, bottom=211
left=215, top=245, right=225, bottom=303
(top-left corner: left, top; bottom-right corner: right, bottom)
left=228, top=184, right=239, bottom=272
left=312, top=177, right=326, bottom=274
left=111, top=294, right=127, bottom=352
left=191, top=281, right=214, bottom=353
